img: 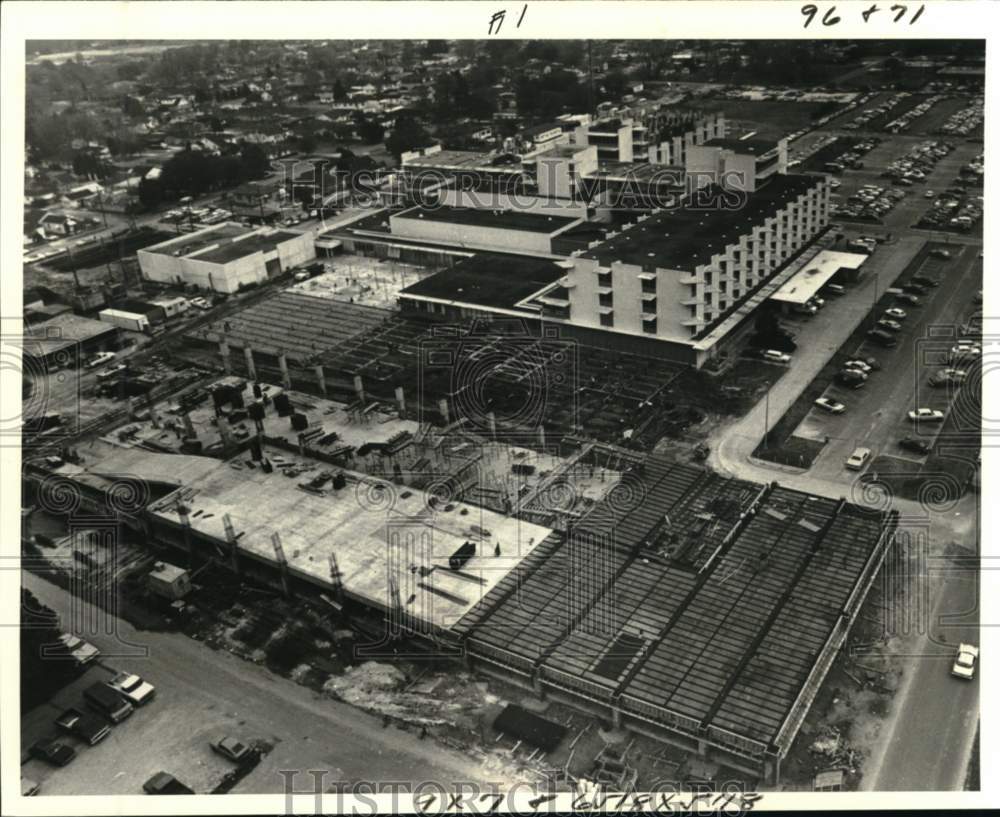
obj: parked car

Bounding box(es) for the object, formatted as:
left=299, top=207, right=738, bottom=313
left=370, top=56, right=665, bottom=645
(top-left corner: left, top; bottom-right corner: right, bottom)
left=899, top=437, right=932, bottom=455
left=815, top=397, right=846, bottom=414
left=837, top=370, right=868, bottom=389
left=29, top=738, right=76, bottom=767
left=843, top=359, right=873, bottom=375
left=57, top=633, right=100, bottom=666
left=96, top=363, right=128, bottom=382
left=951, top=643, right=979, bottom=679
left=876, top=319, right=902, bottom=333
left=823, top=283, right=846, bottom=296
left=867, top=329, right=898, bottom=348
left=884, top=308, right=907, bottom=320
left=108, top=672, right=156, bottom=706
left=928, top=368, right=968, bottom=387
left=894, top=293, right=922, bottom=306
left=902, top=283, right=928, bottom=295
left=762, top=350, right=792, bottom=364
left=143, top=772, right=195, bottom=795
left=83, top=682, right=133, bottom=723
left=210, top=736, right=252, bottom=763
left=912, top=275, right=939, bottom=288
left=85, top=351, right=116, bottom=369
left=951, top=343, right=981, bottom=358
left=930, top=248, right=952, bottom=259
left=845, top=447, right=872, bottom=471
left=908, top=408, right=945, bottom=422
left=190, top=297, right=211, bottom=310
left=55, top=707, right=111, bottom=745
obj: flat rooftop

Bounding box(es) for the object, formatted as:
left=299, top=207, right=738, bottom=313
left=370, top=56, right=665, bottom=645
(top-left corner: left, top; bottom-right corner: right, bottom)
left=394, top=205, right=580, bottom=234
left=194, top=230, right=303, bottom=264
left=457, top=457, right=891, bottom=755
left=703, top=137, right=780, bottom=156
left=23, top=313, right=117, bottom=355
left=399, top=254, right=567, bottom=312
left=146, top=448, right=553, bottom=631
left=403, top=150, right=521, bottom=173
left=143, top=223, right=253, bottom=258
left=582, top=174, right=821, bottom=272
left=769, top=250, right=867, bottom=305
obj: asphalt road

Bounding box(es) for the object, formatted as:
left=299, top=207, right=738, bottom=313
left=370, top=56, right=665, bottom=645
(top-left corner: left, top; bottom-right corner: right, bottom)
left=800, top=242, right=982, bottom=483
left=861, top=564, right=980, bottom=791
left=21, top=572, right=503, bottom=796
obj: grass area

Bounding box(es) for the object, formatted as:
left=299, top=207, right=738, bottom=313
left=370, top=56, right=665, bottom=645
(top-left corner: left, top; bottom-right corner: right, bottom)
left=756, top=435, right=826, bottom=469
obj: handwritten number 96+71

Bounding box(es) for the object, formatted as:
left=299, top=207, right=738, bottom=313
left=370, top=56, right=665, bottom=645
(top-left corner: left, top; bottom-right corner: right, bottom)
left=801, top=4, right=925, bottom=27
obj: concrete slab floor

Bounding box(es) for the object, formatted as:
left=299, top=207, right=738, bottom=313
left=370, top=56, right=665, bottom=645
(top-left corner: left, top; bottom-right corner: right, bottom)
left=288, top=254, right=437, bottom=310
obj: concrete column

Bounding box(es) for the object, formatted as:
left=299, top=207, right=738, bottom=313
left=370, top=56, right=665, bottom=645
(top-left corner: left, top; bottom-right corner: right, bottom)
left=314, top=365, right=327, bottom=396
left=353, top=375, right=365, bottom=405
left=181, top=412, right=196, bottom=438
left=219, top=339, right=231, bottom=374
left=611, top=707, right=621, bottom=729
left=538, top=425, right=546, bottom=449
left=244, top=346, right=257, bottom=380
left=394, top=386, right=406, bottom=415
left=278, top=353, right=291, bottom=390
left=146, top=394, right=160, bottom=429
left=487, top=411, right=497, bottom=439
left=217, top=415, right=233, bottom=448
left=439, top=398, right=450, bottom=424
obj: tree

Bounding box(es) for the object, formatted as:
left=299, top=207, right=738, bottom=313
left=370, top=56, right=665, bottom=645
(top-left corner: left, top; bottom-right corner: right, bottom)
left=385, top=113, right=430, bottom=160
left=21, top=589, right=80, bottom=713
left=355, top=113, right=384, bottom=145
left=332, top=78, right=347, bottom=102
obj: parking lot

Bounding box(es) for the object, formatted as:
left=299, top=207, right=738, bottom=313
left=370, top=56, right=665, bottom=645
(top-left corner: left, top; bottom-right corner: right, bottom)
left=790, top=243, right=981, bottom=483
left=20, top=572, right=496, bottom=796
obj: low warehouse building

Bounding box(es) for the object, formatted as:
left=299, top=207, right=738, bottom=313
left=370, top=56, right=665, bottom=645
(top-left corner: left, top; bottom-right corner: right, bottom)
left=137, top=222, right=315, bottom=293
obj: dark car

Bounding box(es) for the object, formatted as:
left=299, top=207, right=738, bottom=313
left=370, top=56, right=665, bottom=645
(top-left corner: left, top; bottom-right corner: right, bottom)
left=867, top=329, right=898, bottom=348
left=29, top=737, right=76, bottom=767
left=143, top=772, right=195, bottom=795
left=899, top=437, right=932, bottom=455
left=912, top=275, right=940, bottom=287
left=55, top=707, right=111, bottom=745
left=895, top=293, right=922, bottom=306
left=837, top=370, right=868, bottom=389
left=902, top=282, right=928, bottom=295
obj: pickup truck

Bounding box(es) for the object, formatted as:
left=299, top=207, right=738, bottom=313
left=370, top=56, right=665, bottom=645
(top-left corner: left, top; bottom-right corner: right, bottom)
left=55, top=707, right=111, bottom=745
left=83, top=681, right=134, bottom=723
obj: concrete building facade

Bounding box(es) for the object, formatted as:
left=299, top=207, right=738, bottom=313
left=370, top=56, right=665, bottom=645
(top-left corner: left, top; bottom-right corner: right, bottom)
left=137, top=222, right=316, bottom=293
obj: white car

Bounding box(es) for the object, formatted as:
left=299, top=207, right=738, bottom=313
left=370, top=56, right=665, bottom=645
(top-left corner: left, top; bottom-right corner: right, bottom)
left=884, top=308, right=907, bottom=320
left=190, top=297, right=211, bottom=310
left=951, top=343, right=981, bottom=358
left=845, top=447, right=872, bottom=471
left=951, top=643, right=979, bottom=679
left=762, top=350, right=792, bottom=364
left=57, top=633, right=100, bottom=666
left=908, top=408, right=945, bottom=422
left=877, top=319, right=902, bottom=333
left=108, top=671, right=156, bottom=706
left=843, top=359, right=873, bottom=374
left=85, top=351, right=116, bottom=369
left=815, top=397, right=846, bottom=414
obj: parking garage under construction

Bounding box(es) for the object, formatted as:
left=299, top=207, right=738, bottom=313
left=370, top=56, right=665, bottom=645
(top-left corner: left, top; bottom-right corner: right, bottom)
left=36, top=362, right=898, bottom=783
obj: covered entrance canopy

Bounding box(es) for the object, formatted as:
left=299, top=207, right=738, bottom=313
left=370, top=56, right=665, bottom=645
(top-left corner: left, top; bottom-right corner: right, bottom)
left=768, top=250, right=868, bottom=305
